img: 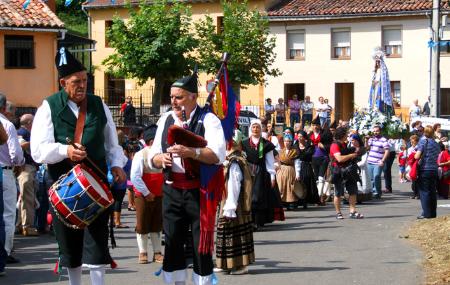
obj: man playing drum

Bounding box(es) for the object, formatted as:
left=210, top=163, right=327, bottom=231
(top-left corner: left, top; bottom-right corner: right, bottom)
left=149, top=70, right=226, bottom=285
left=30, top=48, right=127, bottom=285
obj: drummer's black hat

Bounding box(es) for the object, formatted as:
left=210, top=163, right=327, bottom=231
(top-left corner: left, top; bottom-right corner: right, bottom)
left=311, top=116, right=320, bottom=126
left=172, top=66, right=198, bottom=94
left=55, top=47, right=86, bottom=78
left=143, top=124, right=158, bottom=143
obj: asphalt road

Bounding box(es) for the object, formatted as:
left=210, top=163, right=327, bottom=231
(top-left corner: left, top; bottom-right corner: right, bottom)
left=3, top=171, right=450, bottom=285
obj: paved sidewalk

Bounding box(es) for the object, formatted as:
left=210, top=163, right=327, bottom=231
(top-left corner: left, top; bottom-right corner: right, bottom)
left=3, top=175, right=450, bottom=285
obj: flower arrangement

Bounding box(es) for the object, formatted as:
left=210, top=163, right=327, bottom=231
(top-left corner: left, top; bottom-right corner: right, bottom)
left=349, top=108, right=409, bottom=138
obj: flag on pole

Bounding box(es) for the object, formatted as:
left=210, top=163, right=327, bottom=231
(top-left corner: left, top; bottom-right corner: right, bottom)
left=198, top=63, right=239, bottom=254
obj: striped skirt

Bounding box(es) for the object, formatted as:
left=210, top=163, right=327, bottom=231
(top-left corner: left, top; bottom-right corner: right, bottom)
left=215, top=214, right=255, bottom=270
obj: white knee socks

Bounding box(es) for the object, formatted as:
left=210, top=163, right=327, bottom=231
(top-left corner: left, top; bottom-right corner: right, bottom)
left=67, top=266, right=82, bottom=285
left=89, top=267, right=105, bottom=285
left=150, top=232, right=162, bottom=253
left=136, top=233, right=148, bottom=253
left=323, top=181, right=331, bottom=196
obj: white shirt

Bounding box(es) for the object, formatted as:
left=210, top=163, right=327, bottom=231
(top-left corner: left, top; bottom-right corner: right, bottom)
left=30, top=100, right=127, bottom=168
left=148, top=108, right=226, bottom=172
left=409, top=105, right=421, bottom=118
left=0, top=113, right=24, bottom=167
left=223, top=161, right=242, bottom=218
left=130, top=148, right=162, bottom=197
left=270, top=136, right=281, bottom=152
left=316, top=103, right=329, bottom=118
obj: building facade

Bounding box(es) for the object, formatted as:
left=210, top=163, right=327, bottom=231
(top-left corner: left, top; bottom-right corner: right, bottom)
left=266, top=0, right=450, bottom=121
left=0, top=0, right=64, bottom=108
left=83, top=0, right=277, bottom=111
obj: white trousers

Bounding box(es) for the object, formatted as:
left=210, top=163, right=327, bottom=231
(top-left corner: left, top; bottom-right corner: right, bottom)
left=3, top=169, right=17, bottom=255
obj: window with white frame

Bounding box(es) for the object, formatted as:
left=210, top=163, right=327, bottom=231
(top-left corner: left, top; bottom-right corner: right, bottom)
left=383, top=26, right=402, bottom=57
left=440, top=26, right=450, bottom=55
left=331, top=28, right=351, bottom=59
left=287, top=30, right=305, bottom=60
left=390, top=81, right=401, bottom=108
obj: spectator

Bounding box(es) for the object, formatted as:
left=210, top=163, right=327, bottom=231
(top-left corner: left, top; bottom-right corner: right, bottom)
left=438, top=141, right=450, bottom=199
left=264, top=98, right=275, bottom=123
left=0, top=94, right=24, bottom=264
left=433, top=123, right=443, bottom=142
left=0, top=121, right=8, bottom=276
left=382, top=138, right=397, bottom=194
left=16, top=114, right=39, bottom=236
left=35, top=164, right=51, bottom=234
left=398, top=144, right=407, bottom=183
left=316, top=97, right=329, bottom=127
left=330, top=127, right=364, bottom=219
left=266, top=123, right=281, bottom=151
left=422, top=96, right=431, bottom=116
left=288, top=94, right=301, bottom=127
left=300, top=96, right=314, bottom=127
left=415, top=126, right=441, bottom=219
left=4, top=101, right=17, bottom=129
left=324, top=98, right=332, bottom=126
left=275, top=98, right=286, bottom=124
left=409, top=99, right=421, bottom=122
left=121, top=96, right=136, bottom=126
left=407, top=135, right=420, bottom=199
left=366, top=126, right=389, bottom=199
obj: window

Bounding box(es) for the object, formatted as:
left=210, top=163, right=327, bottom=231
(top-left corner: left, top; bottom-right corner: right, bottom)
left=105, top=74, right=125, bottom=105
left=440, top=89, right=450, bottom=115
left=331, top=28, right=351, bottom=59
left=4, top=35, right=34, bottom=68
left=217, top=16, right=224, bottom=34
left=287, top=30, right=305, bottom=60
left=390, top=81, right=401, bottom=108
left=440, top=42, right=450, bottom=55
left=383, top=26, right=402, bottom=57
left=440, top=26, right=450, bottom=55
left=105, top=20, right=113, bottom=48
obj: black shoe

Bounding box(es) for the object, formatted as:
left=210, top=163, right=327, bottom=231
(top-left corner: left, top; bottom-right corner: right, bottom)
left=6, top=255, right=20, bottom=264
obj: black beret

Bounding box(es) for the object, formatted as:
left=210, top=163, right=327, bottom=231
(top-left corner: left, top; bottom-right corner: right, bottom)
left=171, top=68, right=198, bottom=93
left=55, top=47, right=86, bottom=78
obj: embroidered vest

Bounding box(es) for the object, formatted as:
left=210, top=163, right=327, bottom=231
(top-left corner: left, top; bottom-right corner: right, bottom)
left=224, top=152, right=253, bottom=214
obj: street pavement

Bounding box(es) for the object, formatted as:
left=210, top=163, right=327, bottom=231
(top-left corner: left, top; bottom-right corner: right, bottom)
left=3, top=171, right=450, bottom=285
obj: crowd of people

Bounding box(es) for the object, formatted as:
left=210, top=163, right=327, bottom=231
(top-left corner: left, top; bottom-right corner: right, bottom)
left=264, top=95, right=333, bottom=128
left=0, top=47, right=449, bottom=285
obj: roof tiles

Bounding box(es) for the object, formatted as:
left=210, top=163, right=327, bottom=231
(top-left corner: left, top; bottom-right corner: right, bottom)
left=0, top=0, right=64, bottom=29
left=268, top=0, right=450, bottom=18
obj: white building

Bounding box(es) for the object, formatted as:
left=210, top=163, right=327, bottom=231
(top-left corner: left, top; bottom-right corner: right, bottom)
left=266, top=0, right=450, bottom=121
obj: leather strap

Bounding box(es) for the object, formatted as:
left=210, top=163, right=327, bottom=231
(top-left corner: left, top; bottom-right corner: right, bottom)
left=74, top=98, right=87, bottom=144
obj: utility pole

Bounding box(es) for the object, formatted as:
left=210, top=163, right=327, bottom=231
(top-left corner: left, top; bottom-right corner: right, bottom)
left=430, top=0, right=440, bottom=117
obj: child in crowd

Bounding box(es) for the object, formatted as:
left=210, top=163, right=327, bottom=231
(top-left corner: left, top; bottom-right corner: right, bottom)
left=398, top=144, right=407, bottom=183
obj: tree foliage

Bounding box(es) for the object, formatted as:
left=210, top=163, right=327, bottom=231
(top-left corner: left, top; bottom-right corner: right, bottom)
left=55, top=0, right=87, bottom=36
left=195, top=0, right=281, bottom=88
left=102, top=0, right=197, bottom=111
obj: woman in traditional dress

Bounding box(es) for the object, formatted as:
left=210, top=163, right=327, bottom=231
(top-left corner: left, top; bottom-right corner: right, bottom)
left=242, top=119, right=283, bottom=229
left=310, top=116, right=330, bottom=205
left=277, top=133, right=301, bottom=210
left=296, top=130, right=320, bottom=208
left=215, top=130, right=255, bottom=275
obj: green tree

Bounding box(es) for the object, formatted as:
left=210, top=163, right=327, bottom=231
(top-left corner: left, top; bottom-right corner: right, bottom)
left=195, top=0, right=281, bottom=98
left=55, top=0, right=87, bottom=36
left=103, top=0, right=197, bottom=113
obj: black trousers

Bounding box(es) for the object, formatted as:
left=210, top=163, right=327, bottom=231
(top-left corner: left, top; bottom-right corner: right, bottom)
left=312, top=156, right=329, bottom=179
left=51, top=207, right=112, bottom=268
left=383, top=151, right=396, bottom=191
left=162, top=184, right=213, bottom=276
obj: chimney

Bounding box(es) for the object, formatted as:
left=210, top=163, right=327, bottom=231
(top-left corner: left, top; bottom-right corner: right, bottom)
left=46, top=0, right=56, bottom=13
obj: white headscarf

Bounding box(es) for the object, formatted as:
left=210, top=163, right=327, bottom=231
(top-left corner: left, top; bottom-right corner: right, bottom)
left=249, top=119, right=262, bottom=137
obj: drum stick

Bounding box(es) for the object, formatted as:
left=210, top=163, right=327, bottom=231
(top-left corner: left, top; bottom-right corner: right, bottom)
left=66, top=137, right=107, bottom=179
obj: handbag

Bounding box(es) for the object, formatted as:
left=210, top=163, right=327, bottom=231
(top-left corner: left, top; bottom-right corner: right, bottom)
left=410, top=139, right=429, bottom=182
